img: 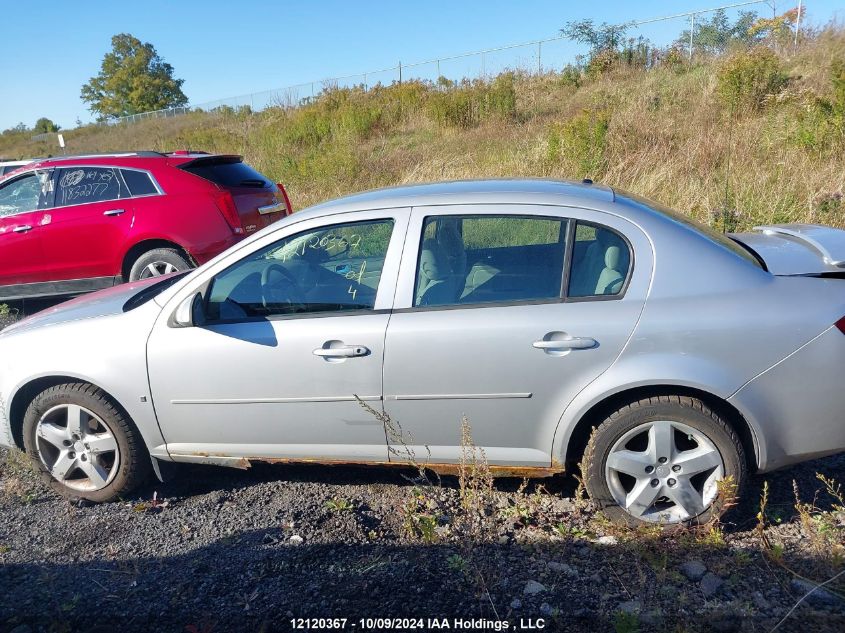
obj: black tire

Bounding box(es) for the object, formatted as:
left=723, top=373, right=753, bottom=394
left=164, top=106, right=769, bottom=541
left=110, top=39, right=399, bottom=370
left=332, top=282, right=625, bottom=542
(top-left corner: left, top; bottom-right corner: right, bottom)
left=582, top=395, right=746, bottom=526
left=127, top=247, right=192, bottom=282
left=22, top=382, right=151, bottom=502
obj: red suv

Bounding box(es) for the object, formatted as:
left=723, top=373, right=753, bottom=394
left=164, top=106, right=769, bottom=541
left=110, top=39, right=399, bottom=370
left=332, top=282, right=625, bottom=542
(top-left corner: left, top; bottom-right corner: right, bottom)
left=0, top=151, right=291, bottom=300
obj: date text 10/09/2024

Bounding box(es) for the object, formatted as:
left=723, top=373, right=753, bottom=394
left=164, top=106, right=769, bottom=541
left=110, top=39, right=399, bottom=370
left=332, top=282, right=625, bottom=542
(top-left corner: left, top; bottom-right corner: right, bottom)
left=290, top=618, right=547, bottom=631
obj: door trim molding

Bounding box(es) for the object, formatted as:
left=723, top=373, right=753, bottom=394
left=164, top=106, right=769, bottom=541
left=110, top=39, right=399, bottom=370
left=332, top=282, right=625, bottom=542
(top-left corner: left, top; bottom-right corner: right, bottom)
left=0, top=275, right=120, bottom=301
left=390, top=392, right=532, bottom=401
left=170, top=394, right=382, bottom=405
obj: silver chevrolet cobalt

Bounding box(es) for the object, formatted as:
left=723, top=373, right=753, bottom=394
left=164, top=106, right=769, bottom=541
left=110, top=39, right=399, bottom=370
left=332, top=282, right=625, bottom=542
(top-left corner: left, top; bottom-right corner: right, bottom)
left=2, top=180, right=844, bottom=524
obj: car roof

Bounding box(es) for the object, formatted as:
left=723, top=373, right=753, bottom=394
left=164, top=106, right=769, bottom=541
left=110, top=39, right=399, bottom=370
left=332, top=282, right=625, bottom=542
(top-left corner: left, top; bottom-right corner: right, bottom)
left=301, top=178, right=616, bottom=219
left=21, top=151, right=239, bottom=171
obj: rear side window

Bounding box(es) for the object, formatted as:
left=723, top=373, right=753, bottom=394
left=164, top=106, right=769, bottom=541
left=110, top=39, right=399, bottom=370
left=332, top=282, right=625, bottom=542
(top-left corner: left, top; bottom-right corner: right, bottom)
left=568, top=222, right=631, bottom=297
left=415, top=215, right=568, bottom=307
left=54, top=167, right=124, bottom=207
left=181, top=158, right=270, bottom=189
left=120, top=169, right=158, bottom=196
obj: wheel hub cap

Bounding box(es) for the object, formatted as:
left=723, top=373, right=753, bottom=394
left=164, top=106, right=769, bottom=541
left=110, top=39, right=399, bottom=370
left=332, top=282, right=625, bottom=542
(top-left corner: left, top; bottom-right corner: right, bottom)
left=35, top=404, right=120, bottom=492
left=605, top=420, right=724, bottom=523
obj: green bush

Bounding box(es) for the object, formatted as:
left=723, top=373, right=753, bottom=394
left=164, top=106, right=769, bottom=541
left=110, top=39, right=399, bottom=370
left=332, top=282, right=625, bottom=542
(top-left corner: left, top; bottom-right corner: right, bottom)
left=484, top=73, right=518, bottom=119
left=790, top=60, right=845, bottom=154
left=716, top=47, right=788, bottom=111
left=586, top=49, right=617, bottom=78
left=547, top=109, right=610, bottom=178
left=283, top=108, right=333, bottom=147
left=425, top=74, right=517, bottom=129
left=559, top=64, right=582, bottom=88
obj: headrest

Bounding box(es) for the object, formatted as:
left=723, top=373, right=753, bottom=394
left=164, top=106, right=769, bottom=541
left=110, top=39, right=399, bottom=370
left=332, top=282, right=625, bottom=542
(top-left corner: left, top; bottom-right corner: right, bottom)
left=604, top=245, right=620, bottom=270
left=419, top=238, right=449, bottom=281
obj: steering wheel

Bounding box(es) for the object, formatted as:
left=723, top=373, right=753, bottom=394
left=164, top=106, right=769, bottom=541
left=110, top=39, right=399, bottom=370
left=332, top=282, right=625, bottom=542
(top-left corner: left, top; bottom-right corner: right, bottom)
left=260, top=263, right=306, bottom=311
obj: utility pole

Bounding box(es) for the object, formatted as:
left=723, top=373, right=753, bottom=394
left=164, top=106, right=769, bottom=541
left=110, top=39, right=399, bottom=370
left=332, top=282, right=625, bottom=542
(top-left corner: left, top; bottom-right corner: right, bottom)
left=794, top=0, right=802, bottom=49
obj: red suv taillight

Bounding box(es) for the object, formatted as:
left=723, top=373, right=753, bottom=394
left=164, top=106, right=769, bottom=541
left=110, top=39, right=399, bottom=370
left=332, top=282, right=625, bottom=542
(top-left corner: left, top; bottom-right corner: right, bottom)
left=213, top=190, right=244, bottom=235
left=836, top=316, right=845, bottom=335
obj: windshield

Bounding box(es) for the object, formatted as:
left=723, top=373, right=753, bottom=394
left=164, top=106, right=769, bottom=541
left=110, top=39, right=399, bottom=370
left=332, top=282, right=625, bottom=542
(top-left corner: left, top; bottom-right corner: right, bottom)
left=617, top=191, right=764, bottom=269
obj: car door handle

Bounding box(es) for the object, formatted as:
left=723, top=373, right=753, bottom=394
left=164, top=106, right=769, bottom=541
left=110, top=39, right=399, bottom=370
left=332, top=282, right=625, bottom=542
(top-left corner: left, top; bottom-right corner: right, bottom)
left=12, top=225, right=33, bottom=233
left=533, top=337, right=596, bottom=351
left=103, top=208, right=125, bottom=216
left=313, top=345, right=370, bottom=358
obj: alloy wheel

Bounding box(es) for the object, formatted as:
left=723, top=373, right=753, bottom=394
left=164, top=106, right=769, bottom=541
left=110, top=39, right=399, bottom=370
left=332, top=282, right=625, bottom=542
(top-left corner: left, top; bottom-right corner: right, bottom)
left=34, top=404, right=120, bottom=492
left=604, top=420, right=724, bottom=523
left=139, top=261, right=179, bottom=278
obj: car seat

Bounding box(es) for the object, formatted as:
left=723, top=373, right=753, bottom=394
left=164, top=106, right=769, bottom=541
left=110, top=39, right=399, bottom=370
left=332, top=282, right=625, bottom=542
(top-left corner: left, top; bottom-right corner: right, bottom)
left=569, top=229, right=628, bottom=296
left=416, top=238, right=459, bottom=306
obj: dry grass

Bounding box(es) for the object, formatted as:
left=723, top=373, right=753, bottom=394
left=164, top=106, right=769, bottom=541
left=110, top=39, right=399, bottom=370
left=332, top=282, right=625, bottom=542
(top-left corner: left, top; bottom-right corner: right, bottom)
left=1, top=29, right=843, bottom=230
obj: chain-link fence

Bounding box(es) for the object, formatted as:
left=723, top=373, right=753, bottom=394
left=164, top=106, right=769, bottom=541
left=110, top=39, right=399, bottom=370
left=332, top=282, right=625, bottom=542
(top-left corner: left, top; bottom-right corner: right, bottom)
left=105, top=1, right=780, bottom=127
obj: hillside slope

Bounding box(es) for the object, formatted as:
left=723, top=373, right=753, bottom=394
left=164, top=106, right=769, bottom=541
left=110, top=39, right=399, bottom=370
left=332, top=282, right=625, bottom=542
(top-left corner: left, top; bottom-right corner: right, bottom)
left=2, top=29, right=843, bottom=230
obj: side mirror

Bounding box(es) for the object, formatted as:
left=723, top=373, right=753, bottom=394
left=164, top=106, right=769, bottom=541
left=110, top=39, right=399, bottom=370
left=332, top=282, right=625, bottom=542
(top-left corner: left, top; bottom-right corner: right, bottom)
left=172, top=293, right=205, bottom=328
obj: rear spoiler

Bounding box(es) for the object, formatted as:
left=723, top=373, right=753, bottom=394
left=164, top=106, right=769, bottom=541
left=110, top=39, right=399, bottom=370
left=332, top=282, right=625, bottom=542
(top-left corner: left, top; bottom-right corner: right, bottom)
left=730, top=224, right=845, bottom=275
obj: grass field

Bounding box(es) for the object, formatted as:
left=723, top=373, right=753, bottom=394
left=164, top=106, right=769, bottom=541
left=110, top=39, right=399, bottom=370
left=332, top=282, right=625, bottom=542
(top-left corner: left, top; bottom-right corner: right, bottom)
left=1, top=28, right=843, bottom=232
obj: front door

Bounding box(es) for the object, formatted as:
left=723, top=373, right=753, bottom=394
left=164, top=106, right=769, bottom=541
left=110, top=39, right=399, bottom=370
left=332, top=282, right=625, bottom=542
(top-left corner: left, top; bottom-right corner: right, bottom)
left=147, top=211, right=408, bottom=462
left=0, top=170, right=52, bottom=292
left=383, top=206, right=651, bottom=467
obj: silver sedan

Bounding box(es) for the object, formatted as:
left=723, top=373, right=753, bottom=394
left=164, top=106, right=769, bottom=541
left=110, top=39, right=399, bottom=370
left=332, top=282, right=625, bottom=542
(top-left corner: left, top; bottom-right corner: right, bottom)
left=1, top=179, right=844, bottom=525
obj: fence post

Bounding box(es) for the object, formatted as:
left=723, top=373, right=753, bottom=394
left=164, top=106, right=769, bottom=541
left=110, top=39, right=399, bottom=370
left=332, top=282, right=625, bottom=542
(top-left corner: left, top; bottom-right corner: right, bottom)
left=689, top=13, right=695, bottom=61
left=538, top=41, right=542, bottom=74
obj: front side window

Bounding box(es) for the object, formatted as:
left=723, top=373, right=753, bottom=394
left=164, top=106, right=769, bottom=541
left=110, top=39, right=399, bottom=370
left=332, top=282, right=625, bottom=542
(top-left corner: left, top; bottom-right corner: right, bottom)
left=0, top=171, right=49, bottom=218
left=568, top=222, right=631, bottom=297
left=206, top=219, right=394, bottom=321
left=414, top=215, right=568, bottom=307
left=54, top=167, right=124, bottom=207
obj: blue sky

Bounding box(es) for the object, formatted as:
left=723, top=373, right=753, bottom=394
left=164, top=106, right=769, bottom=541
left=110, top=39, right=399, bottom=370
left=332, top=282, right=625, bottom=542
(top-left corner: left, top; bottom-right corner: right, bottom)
left=0, top=1, right=842, bottom=130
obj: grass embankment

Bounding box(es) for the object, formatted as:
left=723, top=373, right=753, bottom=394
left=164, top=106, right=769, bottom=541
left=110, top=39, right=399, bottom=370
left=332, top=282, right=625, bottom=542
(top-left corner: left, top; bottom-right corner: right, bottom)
left=1, top=30, right=843, bottom=229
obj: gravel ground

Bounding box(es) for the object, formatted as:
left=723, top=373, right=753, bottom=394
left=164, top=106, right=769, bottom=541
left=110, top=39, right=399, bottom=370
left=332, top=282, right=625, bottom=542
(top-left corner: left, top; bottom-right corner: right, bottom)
left=1, top=447, right=844, bottom=633
left=1, top=304, right=844, bottom=632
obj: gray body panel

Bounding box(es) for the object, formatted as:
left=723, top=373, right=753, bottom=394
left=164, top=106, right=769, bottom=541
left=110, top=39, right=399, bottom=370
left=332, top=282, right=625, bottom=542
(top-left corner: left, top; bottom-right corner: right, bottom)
left=1, top=179, right=843, bottom=476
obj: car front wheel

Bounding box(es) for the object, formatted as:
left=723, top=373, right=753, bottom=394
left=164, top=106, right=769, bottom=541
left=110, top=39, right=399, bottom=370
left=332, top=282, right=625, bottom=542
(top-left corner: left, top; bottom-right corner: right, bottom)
left=22, top=383, right=150, bottom=502
left=583, top=395, right=746, bottom=525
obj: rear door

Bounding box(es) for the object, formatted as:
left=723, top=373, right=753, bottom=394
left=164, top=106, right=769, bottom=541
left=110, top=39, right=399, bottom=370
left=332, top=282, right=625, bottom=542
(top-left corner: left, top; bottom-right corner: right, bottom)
left=179, top=156, right=288, bottom=234
left=37, top=166, right=133, bottom=284
left=382, top=204, right=652, bottom=467
left=0, top=170, right=51, bottom=291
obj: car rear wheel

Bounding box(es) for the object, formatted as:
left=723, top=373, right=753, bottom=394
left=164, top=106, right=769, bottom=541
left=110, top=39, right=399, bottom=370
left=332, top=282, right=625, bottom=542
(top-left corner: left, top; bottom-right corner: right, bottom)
left=22, top=383, right=150, bottom=502
left=583, top=395, right=745, bottom=525
left=127, top=248, right=191, bottom=282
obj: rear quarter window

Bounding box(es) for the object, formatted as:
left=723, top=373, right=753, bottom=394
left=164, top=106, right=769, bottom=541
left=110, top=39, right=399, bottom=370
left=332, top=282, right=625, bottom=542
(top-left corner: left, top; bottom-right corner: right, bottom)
left=120, top=169, right=159, bottom=196
left=181, top=159, right=270, bottom=189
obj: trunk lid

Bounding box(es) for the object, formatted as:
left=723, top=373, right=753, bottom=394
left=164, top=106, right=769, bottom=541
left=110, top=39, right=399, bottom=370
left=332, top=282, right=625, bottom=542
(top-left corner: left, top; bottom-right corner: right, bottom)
left=730, top=224, right=845, bottom=275
left=177, top=155, right=290, bottom=235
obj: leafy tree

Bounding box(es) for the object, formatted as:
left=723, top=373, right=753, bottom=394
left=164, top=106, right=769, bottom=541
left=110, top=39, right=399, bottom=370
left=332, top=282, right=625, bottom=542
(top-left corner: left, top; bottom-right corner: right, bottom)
left=748, top=7, right=805, bottom=49
left=561, top=19, right=632, bottom=58
left=80, top=33, right=188, bottom=120
left=33, top=117, right=59, bottom=133
left=676, top=9, right=761, bottom=56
